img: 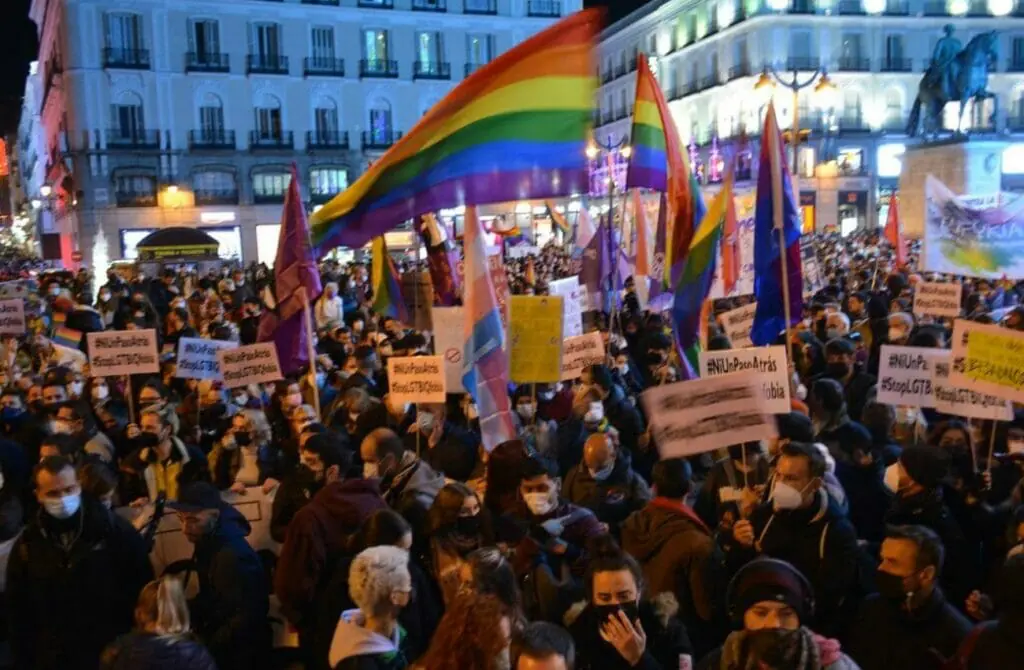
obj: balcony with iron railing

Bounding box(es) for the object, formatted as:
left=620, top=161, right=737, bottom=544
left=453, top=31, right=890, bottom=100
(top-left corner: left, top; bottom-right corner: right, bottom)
left=1007, top=115, right=1024, bottom=131
left=360, top=59, right=399, bottom=78
left=302, top=0, right=340, bottom=4
left=786, top=56, right=820, bottom=71
left=728, top=62, right=753, bottom=80
left=601, top=69, right=614, bottom=84
left=880, top=58, right=913, bottom=72
left=358, top=0, right=393, bottom=7
left=696, top=74, right=720, bottom=92
left=194, top=188, right=240, bottom=206
left=412, top=0, right=446, bottom=10
left=837, top=0, right=865, bottom=14
left=628, top=56, right=638, bottom=72
left=307, top=130, right=350, bottom=150
left=838, top=116, right=869, bottom=133
left=254, top=190, right=287, bottom=205
left=791, top=0, right=816, bottom=13
left=247, top=54, right=289, bottom=75
left=249, top=130, right=294, bottom=150
left=106, top=129, right=160, bottom=148
left=668, top=81, right=696, bottom=101
left=414, top=61, right=451, bottom=80
left=837, top=57, right=871, bottom=72
left=1007, top=59, right=1024, bottom=73
left=465, top=62, right=487, bottom=77
left=186, top=51, right=230, bottom=73
left=189, top=129, right=236, bottom=150
left=614, top=62, right=627, bottom=78
left=304, top=57, right=345, bottom=77
left=923, top=1, right=948, bottom=15
left=885, top=0, right=910, bottom=13
left=103, top=48, right=150, bottom=70
left=527, top=0, right=561, bottom=17
left=362, top=131, right=402, bottom=150
left=115, top=188, right=158, bottom=207
left=463, top=0, right=497, bottom=13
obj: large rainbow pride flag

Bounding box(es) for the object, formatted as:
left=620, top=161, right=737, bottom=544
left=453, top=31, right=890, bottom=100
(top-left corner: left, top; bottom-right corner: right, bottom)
left=309, top=10, right=603, bottom=255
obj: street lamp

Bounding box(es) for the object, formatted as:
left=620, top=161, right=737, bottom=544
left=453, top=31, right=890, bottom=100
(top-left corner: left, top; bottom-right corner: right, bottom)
left=754, top=66, right=837, bottom=175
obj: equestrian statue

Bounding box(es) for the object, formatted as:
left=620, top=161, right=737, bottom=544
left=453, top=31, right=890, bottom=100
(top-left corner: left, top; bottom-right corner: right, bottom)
left=907, top=26, right=999, bottom=139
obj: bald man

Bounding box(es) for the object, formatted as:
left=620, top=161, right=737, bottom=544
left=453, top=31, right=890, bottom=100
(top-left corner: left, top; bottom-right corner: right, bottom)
left=562, top=433, right=651, bottom=536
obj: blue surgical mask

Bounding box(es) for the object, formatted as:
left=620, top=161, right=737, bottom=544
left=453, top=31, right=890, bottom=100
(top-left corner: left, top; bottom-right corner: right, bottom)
left=589, top=462, right=614, bottom=482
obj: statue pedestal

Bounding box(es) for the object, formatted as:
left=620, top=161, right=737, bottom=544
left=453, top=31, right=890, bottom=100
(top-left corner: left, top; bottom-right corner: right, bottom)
left=898, top=139, right=1005, bottom=237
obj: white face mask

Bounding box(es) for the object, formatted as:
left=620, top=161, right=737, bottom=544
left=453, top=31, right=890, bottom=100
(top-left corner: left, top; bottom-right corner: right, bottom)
left=517, top=404, right=535, bottom=420
left=589, top=462, right=614, bottom=482
left=617, top=364, right=629, bottom=375
left=67, top=381, right=84, bottom=398
left=43, top=493, right=81, bottom=520
left=234, top=394, right=249, bottom=407
left=51, top=420, right=74, bottom=435
left=523, top=491, right=556, bottom=516
left=771, top=480, right=807, bottom=511
left=363, top=462, right=379, bottom=478
left=92, top=385, right=109, bottom=401
left=884, top=463, right=901, bottom=494
left=418, top=413, right=436, bottom=433
left=889, top=327, right=907, bottom=342
left=584, top=402, right=604, bottom=424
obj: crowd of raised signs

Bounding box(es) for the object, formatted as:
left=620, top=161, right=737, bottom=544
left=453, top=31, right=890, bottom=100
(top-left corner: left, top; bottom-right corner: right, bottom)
left=0, top=229, right=1023, bottom=670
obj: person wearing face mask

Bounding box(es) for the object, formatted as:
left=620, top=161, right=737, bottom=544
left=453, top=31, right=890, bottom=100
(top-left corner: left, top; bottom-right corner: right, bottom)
left=55, top=403, right=116, bottom=463
left=694, top=441, right=771, bottom=529
left=824, top=312, right=851, bottom=342
left=269, top=430, right=347, bottom=542
left=813, top=339, right=875, bottom=423
left=536, top=382, right=572, bottom=423
left=729, top=442, right=860, bottom=636
left=842, top=525, right=970, bottom=670
left=610, top=346, right=644, bottom=397
left=122, top=406, right=206, bottom=504
left=883, top=445, right=977, bottom=606
left=276, top=439, right=386, bottom=661
left=563, top=433, right=651, bottom=537
left=426, top=483, right=494, bottom=606
left=405, top=403, right=480, bottom=483
left=586, top=365, right=649, bottom=479
left=209, top=409, right=274, bottom=492
left=95, top=286, right=119, bottom=326
left=566, top=537, right=692, bottom=670
left=330, top=545, right=415, bottom=670
left=8, top=456, right=153, bottom=670
left=343, top=346, right=386, bottom=399
left=887, top=311, right=914, bottom=347
left=554, top=388, right=606, bottom=477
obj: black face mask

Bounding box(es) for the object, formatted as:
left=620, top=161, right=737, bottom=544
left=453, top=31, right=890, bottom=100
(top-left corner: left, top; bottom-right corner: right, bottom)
left=29, top=399, right=45, bottom=414
left=201, top=403, right=227, bottom=423
left=296, top=464, right=325, bottom=492
left=137, top=432, right=161, bottom=450
left=455, top=514, right=481, bottom=537
left=592, top=601, right=640, bottom=628
left=875, top=570, right=911, bottom=603
left=826, top=361, right=851, bottom=379
left=234, top=431, right=252, bottom=447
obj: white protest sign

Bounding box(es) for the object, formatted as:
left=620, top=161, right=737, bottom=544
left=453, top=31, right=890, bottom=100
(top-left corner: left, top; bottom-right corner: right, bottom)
left=507, top=245, right=540, bottom=259
left=548, top=277, right=585, bottom=338
left=913, top=282, right=962, bottom=319
left=561, top=332, right=606, bottom=381
left=698, top=345, right=791, bottom=414
left=174, top=337, right=235, bottom=381
left=641, top=370, right=777, bottom=458
left=876, top=345, right=943, bottom=408
left=932, top=353, right=1013, bottom=421
left=0, top=299, right=25, bottom=335
left=387, top=355, right=446, bottom=404
left=217, top=342, right=283, bottom=388
left=431, top=306, right=466, bottom=393
left=87, top=329, right=160, bottom=377
left=718, top=302, right=757, bottom=349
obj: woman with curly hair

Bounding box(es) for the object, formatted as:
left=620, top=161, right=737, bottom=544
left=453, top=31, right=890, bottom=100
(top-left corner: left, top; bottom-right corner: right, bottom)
left=426, top=482, right=493, bottom=605
left=412, top=593, right=513, bottom=670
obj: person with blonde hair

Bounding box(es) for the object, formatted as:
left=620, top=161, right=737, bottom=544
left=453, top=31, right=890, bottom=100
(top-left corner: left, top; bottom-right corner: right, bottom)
left=100, top=577, right=217, bottom=669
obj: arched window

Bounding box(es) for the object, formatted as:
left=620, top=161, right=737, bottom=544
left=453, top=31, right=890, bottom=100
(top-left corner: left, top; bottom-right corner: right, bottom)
left=196, top=93, right=226, bottom=145
left=254, top=93, right=283, bottom=142
left=369, top=98, right=393, bottom=144
left=193, top=169, right=237, bottom=205
left=110, top=91, right=146, bottom=144
left=313, top=97, right=339, bottom=144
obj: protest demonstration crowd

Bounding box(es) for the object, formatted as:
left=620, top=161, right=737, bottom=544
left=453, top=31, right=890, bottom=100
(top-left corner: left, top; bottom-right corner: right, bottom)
left=3, top=8, right=1024, bottom=670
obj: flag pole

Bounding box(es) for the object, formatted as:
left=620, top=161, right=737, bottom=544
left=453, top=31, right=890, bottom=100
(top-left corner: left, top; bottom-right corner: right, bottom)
left=299, top=287, right=321, bottom=419
left=770, top=108, right=796, bottom=352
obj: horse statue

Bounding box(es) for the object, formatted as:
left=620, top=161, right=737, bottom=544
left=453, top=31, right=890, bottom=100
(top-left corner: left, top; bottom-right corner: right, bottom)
left=907, top=30, right=999, bottom=139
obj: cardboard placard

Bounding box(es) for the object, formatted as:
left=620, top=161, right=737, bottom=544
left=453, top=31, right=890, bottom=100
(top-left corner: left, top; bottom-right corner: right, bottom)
left=174, top=337, right=236, bottom=381
left=950, top=320, right=1024, bottom=404
left=0, top=299, right=26, bottom=335
left=718, top=302, right=757, bottom=349
left=698, top=345, right=791, bottom=414
left=509, top=296, right=564, bottom=383
left=641, top=371, right=777, bottom=458
left=548, top=277, right=585, bottom=338
left=913, top=282, right=962, bottom=319
left=506, top=245, right=540, bottom=259
left=932, top=354, right=1013, bottom=421
left=87, top=329, right=160, bottom=377
left=387, top=355, right=446, bottom=404
left=876, top=345, right=944, bottom=408
left=561, top=332, right=606, bottom=381
left=431, top=306, right=466, bottom=393
left=217, top=343, right=283, bottom=388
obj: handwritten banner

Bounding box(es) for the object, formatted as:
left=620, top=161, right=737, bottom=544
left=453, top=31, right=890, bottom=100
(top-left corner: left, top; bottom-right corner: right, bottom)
left=506, top=245, right=541, bottom=259
left=431, top=307, right=466, bottom=393
left=387, top=355, right=446, bottom=404
left=951, top=319, right=1024, bottom=403
left=698, top=345, right=791, bottom=414
left=509, top=296, right=564, bottom=383
left=548, top=276, right=585, bottom=338
left=218, top=343, right=283, bottom=388
left=561, top=332, right=606, bottom=381
left=913, top=282, right=962, bottom=319
left=932, top=354, right=1013, bottom=421
left=717, top=301, right=757, bottom=349
left=877, top=345, right=943, bottom=408
left=87, top=329, right=160, bottom=377
left=641, top=370, right=776, bottom=458
left=174, top=337, right=236, bottom=381
left=0, top=299, right=26, bottom=335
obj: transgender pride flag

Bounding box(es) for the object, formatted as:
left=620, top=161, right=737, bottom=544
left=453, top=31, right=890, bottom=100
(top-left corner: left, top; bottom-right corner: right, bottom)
left=462, top=205, right=516, bottom=452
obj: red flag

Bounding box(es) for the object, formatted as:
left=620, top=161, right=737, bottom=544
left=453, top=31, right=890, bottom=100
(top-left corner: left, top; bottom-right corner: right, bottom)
left=722, top=182, right=739, bottom=295
left=632, top=190, right=651, bottom=276
left=885, top=195, right=906, bottom=268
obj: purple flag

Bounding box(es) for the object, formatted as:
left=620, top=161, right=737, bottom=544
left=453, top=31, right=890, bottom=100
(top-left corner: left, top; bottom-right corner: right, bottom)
left=258, top=166, right=323, bottom=374
left=648, top=193, right=672, bottom=312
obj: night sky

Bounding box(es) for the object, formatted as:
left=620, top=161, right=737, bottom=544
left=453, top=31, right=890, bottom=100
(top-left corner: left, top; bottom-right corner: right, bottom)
left=0, top=0, right=628, bottom=135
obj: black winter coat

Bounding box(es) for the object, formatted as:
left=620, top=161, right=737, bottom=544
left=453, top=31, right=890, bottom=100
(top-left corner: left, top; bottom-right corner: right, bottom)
left=966, top=614, right=1024, bottom=670
left=7, top=497, right=154, bottom=670
left=100, top=632, right=218, bottom=670
left=842, top=589, right=971, bottom=670
left=835, top=459, right=892, bottom=545
left=568, top=599, right=692, bottom=670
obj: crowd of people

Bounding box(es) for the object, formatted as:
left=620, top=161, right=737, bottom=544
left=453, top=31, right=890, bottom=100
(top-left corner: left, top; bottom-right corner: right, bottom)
left=0, top=228, right=1022, bottom=670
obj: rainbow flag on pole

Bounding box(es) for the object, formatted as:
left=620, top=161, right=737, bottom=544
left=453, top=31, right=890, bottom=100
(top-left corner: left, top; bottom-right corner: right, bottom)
left=309, top=10, right=603, bottom=255
left=52, top=326, right=82, bottom=350
left=625, top=53, right=704, bottom=291
left=370, top=236, right=410, bottom=323
left=462, top=205, right=515, bottom=452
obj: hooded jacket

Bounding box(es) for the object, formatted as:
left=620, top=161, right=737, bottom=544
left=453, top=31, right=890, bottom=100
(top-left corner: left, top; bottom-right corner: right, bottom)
left=563, top=456, right=652, bottom=532
left=385, top=454, right=446, bottom=544
left=276, top=478, right=388, bottom=633
left=329, top=609, right=409, bottom=670
left=621, top=498, right=715, bottom=628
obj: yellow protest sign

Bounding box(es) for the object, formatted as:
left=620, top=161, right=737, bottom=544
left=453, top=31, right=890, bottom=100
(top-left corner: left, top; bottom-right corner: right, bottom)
left=509, top=295, right=564, bottom=383
left=950, top=319, right=1024, bottom=404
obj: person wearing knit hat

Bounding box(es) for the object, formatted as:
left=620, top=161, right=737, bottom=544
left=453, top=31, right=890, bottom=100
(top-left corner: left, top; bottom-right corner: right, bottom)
left=884, top=445, right=977, bottom=606
left=695, top=559, right=859, bottom=670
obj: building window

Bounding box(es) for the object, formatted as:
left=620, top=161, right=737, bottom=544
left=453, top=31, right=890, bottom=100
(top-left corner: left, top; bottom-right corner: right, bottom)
left=315, top=106, right=339, bottom=135
left=104, top=13, right=143, bottom=52
left=369, top=104, right=393, bottom=142
left=885, top=34, right=904, bottom=61
left=251, top=23, right=282, bottom=60
left=363, top=29, right=390, bottom=61
left=193, top=169, right=237, bottom=205
left=310, top=168, right=349, bottom=200
left=111, top=100, right=145, bottom=139
left=885, top=90, right=901, bottom=127
left=311, top=26, right=336, bottom=60
left=254, top=101, right=282, bottom=141
left=417, top=31, right=444, bottom=66
left=189, top=19, right=220, bottom=58
left=841, top=32, right=863, bottom=59
left=466, top=33, right=494, bottom=66
left=114, top=174, right=157, bottom=207
left=199, top=102, right=224, bottom=135
left=1013, top=37, right=1024, bottom=66
left=253, top=171, right=291, bottom=202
